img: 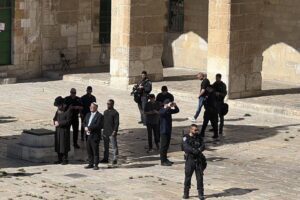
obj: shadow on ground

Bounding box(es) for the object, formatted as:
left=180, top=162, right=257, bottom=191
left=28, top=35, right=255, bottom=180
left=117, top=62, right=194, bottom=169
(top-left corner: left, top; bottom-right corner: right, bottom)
left=203, top=188, right=258, bottom=199
left=0, top=123, right=299, bottom=169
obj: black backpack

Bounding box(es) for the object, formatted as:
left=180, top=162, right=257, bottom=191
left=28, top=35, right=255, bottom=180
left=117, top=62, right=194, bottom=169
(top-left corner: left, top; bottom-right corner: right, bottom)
left=221, top=103, right=229, bottom=116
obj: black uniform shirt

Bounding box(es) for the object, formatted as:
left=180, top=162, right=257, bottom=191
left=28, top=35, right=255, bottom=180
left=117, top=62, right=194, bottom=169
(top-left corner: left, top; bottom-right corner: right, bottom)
left=156, top=92, right=174, bottom=105
left=81, top=94, right=96, bottom=116
left=64, top=96, right=82, bottom=119
left=183, top=134, right=205, bottom=157
left=144, top=101, right=161, bottom=125
left=212, top=81, right=227, bottom=102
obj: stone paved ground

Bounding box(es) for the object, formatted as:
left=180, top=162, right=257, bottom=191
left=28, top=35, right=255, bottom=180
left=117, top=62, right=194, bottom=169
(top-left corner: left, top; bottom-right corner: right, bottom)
left=0, top=79, right=300, bottom=200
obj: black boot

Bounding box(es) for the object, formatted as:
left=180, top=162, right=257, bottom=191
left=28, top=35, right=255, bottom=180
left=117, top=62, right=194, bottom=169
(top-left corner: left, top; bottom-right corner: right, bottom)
left=198, top=190, right=204, bottom=200
left=182, top=188, right=189, bottom=199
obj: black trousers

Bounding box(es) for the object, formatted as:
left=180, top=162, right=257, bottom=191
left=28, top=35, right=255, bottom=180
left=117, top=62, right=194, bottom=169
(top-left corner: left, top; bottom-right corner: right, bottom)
left=57, top=153, right=68, bottom=162
left=71, top=118, right=79, bottom=145
left=146, top=123, right=160, bottom=149
left=216, top=102, right=224, bottom=134
left=184, top=156, right=204, bottom=195
left=200, top=110, right=218, bottom=137
left=86, top=135, right=100, bottom=165
left=160, top=133, right=171, bottom=162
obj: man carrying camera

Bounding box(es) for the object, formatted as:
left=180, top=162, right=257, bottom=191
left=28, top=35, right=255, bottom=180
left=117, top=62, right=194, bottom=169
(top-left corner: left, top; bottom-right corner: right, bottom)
left=133, top=71, right=152, bottom=125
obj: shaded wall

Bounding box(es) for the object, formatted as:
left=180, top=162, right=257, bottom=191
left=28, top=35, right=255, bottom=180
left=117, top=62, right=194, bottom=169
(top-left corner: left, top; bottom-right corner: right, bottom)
left=162, top=0, right=208, bottom=71
left=262, top=0, right=300, bottom=83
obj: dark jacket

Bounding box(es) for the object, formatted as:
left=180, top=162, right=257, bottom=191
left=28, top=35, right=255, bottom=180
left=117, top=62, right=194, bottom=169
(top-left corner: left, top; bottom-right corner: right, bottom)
left=53, top=108, right=72, bottom=153
left=159, top=106, right=179, bottom=135
left=212, top=81, right=227, bottom=102
left=80, top=94, right=96, bottom=116
left=156, top=92, right=174, bottom=106
left=103, top=108, right=119, bottom=136
left=183, top=134, right=205, bottom=157
left=138, top=78, right=152, bottom=96
left=83, top=111, right=103, bottom=139
left=144, top=101, right=160, bottom=125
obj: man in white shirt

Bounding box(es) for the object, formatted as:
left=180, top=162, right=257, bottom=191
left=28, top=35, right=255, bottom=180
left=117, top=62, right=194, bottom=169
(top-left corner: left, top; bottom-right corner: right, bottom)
left=83, top=102, right=103, bottom=170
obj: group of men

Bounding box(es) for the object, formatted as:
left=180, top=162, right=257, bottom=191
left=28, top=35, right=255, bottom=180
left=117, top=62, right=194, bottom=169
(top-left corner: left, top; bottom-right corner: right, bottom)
left=133, top=71, right=181, bottom=166
left=52, top=70, right=227, bottom=199
left=133, top=71, right=227, bottom=200
left=53, top=86, right=119, bottom=170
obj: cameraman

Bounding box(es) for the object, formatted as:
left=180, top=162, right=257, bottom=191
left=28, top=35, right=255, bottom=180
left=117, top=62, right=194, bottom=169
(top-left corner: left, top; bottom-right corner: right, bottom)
left=134, top=71, right=152, bottom=125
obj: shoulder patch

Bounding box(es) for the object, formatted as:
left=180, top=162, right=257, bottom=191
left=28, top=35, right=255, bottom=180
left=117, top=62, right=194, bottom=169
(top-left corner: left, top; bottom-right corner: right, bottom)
left=183, top=137, right=187, bottom=142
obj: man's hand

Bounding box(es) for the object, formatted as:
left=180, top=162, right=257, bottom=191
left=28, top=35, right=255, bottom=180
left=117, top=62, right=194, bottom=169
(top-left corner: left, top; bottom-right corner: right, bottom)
left=84, top=127, right=89, bottom=132
left=54, top=121, right=59, bottom=127
left=112, top=131, right=117, bottom=136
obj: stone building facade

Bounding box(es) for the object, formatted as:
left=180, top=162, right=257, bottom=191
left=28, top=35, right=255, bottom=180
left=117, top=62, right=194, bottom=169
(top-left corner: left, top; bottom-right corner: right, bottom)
left=0, top=0, right=299, bottom=98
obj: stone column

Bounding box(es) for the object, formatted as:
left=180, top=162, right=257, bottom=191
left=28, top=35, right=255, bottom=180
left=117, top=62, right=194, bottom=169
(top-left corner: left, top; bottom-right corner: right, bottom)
left=110, top=0, right=167, bottom=89
left=207, top=0, right=263, bottom=99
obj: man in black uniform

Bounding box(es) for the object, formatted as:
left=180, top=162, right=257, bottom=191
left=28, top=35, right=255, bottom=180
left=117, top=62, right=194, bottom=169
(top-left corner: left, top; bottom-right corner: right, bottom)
left=136, top=71, right=152, bottom=125
left=64, top=88, right=83, bottom=148
left=144, top=94, right=160, bottom=152
left=156, top=86, right=174, bottom=107
left=191, top=73, right=210, bottom=122
left=200, top=85, right=219, bottom=139
left=80, top=86, right=96, bottom=141
left=102, top=99, right=120, bottom=164
left=83, top=102, right=103, bottom=170
left=182, top=124, right=206, bottom=200
left=212, top=74, right=227, bottom=135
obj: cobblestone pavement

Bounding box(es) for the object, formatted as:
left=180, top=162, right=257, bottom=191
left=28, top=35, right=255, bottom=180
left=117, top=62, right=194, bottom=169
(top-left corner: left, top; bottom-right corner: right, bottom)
left=0, top=79, right=299, bottom=200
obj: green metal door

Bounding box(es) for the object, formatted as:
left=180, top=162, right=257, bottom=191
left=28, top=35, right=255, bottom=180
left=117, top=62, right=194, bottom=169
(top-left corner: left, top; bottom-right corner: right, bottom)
left=0, top=0, right=12, bottom=65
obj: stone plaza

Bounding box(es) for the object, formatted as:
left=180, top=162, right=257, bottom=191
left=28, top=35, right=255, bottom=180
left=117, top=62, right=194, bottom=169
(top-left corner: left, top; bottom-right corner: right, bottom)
left=0, top=73, right=299, bottom=199
left=0, top=0, right=300, bottom=199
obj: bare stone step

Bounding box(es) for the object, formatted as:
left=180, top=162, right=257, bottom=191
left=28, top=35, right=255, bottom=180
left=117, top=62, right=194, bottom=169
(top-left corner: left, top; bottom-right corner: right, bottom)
left=7, top=129, right=74, bottom=163
left=0, top=72, right=7, bottom=78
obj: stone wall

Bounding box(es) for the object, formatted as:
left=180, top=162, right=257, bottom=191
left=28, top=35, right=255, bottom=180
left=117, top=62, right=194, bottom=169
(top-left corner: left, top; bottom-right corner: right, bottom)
left=41, top=0, right=107, bottom=71
left=110, top=0, right=168, bottom=88
left=1, top=0, right=107, bottom=80
left=2, top=0, right=43, bottom=79
left=162, top=0, right=208, bottom=71
left=261, top=0, right=300, bottom=84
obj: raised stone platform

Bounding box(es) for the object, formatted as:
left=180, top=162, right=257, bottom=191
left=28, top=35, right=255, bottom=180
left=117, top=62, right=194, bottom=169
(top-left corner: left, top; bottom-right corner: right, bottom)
left=7, top=128, right=74, bottom=163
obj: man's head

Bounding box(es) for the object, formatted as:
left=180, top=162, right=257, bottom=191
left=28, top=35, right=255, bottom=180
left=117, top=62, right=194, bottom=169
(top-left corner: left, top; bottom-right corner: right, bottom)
left=90, top=102, right=98, bottom=112
left=86, top=86, right=93, bottom=95
left=54, top=96, right=65, bottom=109
left=216, top=73, right=222, bottom=82
left=107, top=99, right=115, bottom=109
left=70, top=88, right=76, bottom=98
left=149, top=94, right=155, bottom=102
left=141, top=71, right=147, bottom=80
left=190, top=124, right=199, bottom=135
left=197, top=72, right=206, bottom=81
left=161, top=86, right=168, bottom=94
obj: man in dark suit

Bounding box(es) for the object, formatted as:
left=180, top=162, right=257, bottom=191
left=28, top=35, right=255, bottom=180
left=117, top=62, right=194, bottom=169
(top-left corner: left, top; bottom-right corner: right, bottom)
left=83, top=102, right=103, bottom=170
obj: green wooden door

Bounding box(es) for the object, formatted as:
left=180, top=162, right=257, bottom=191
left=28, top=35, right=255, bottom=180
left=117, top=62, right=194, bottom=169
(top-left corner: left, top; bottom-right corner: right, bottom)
left=0, top=0, right=12, bottom=65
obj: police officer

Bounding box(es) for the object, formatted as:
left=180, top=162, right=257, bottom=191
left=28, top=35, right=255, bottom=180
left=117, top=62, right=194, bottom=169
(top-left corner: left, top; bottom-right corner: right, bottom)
left=212, top=74, right=227, bottom=135
left=183, top=124, right=206, bottom=200
left=200, top=85, right=219, bottom=139
left=64, top=88, right=83, bottom=148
